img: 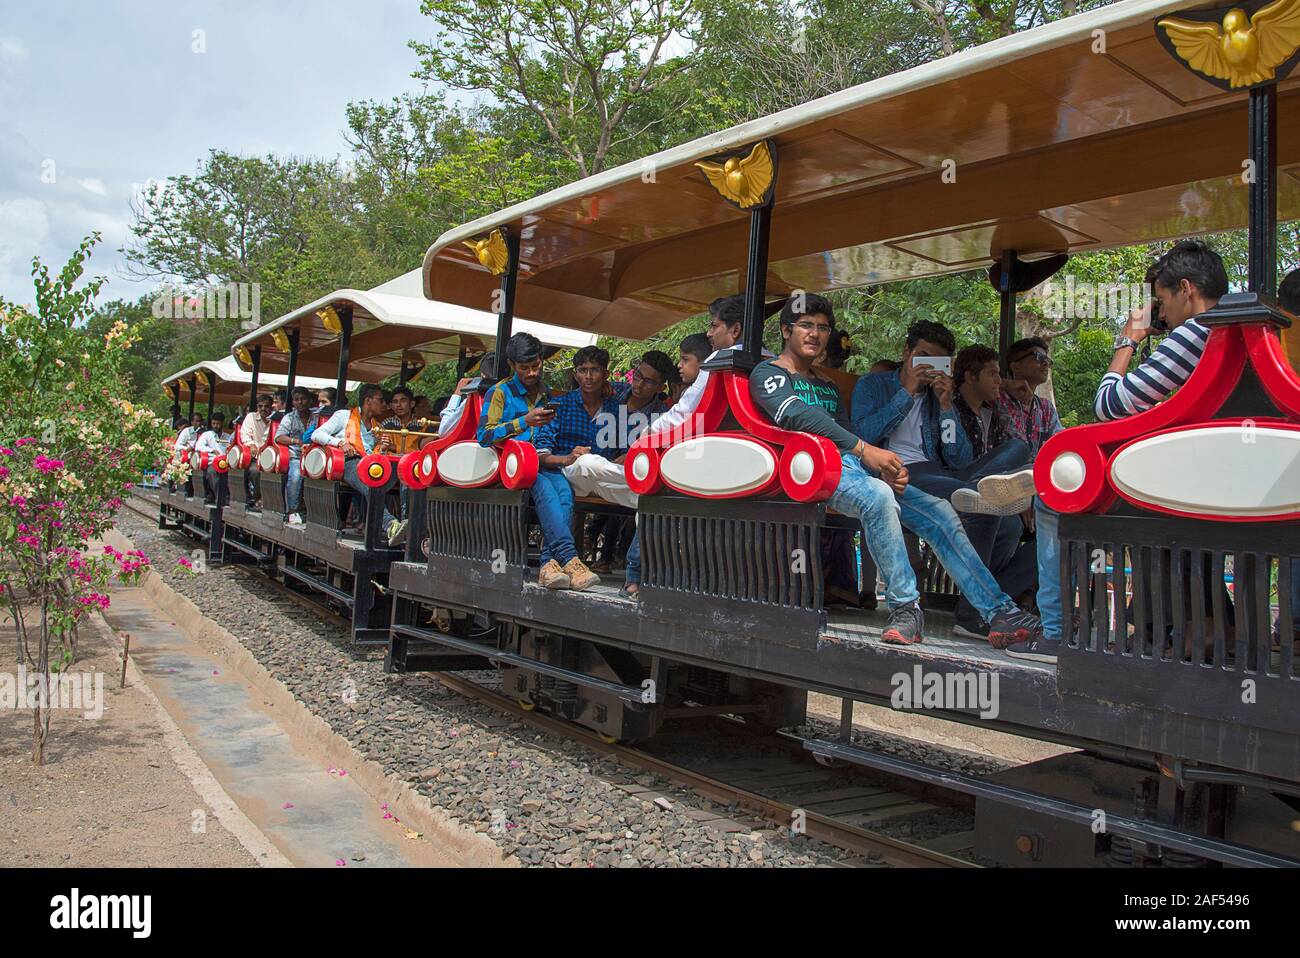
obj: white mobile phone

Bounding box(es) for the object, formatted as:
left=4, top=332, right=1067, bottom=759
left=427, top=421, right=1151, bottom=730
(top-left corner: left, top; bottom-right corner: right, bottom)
left=911, top=355, right=952, bottom=376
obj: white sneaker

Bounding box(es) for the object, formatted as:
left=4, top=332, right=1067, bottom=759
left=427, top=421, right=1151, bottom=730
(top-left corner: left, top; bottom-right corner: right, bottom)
left=951, top=488, right=1032, bottom=516
left=287, top=513, right=303, bottom=525
left=975, top=468, right=1037, bottom=507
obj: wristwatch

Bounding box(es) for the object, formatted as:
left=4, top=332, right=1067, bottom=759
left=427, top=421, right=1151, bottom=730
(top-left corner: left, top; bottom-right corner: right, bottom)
left=1112, top=334, right=1141, bottom=352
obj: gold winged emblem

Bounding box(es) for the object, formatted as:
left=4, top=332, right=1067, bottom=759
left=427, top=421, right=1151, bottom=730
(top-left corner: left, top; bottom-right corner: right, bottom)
left=271, top=328, right=290, bottom=353
left=462, top=229, right=509, bottom=275
left=1158, top=0, right=1300, bottom=88
left=695, top=141, right=775, bottom=208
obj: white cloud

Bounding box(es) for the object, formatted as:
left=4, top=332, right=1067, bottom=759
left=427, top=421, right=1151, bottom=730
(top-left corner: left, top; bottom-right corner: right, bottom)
left=77, top=177, right=106, bottom=195
left=0, top=37, right=27, bottom=62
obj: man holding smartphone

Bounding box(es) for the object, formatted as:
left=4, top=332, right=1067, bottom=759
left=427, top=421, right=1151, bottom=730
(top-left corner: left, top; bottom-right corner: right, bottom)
left=478, top=332, right=598, bottom=591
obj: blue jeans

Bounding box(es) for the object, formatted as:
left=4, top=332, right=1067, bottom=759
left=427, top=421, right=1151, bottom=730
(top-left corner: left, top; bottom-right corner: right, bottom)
left=1035, top=498, right=1062, bottom=640
left=897, top=482, right=1015, bottom=621
left=343, top=458, right=396, bottom=528
left=533, top=469, right=577, bottom=566
left=285, top=458, right=302, bottom=514
left=828, top=454, right=919, bottom=610
left=626, top=522, right=641, bottom=585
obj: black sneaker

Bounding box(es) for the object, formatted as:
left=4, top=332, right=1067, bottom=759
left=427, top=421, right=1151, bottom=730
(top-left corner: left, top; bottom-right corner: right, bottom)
left=1005, top=634, right=1061, bottom=664
left=881, top=602, right=924, bottom=645
left=987, top=606, right=1044, bottom=650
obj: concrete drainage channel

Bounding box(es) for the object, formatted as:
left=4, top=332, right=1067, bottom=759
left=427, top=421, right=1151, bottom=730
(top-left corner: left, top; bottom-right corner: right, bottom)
left=101, top=528, right=510, bottom=869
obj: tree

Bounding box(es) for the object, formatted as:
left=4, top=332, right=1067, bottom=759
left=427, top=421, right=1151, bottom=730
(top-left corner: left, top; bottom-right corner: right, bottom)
left=411, top=0, right=697, bottom=177
left=0, top=236, right=166, bottom=764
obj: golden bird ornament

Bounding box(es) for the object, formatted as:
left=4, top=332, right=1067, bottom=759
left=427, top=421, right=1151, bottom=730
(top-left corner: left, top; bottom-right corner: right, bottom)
left=1158, top=0, right=1300, bottom=88
left=462, top=230, right=509, bottom=275
left=695, top=141, right=775, bottom=208
left=271, top=328, right=290, bottom=353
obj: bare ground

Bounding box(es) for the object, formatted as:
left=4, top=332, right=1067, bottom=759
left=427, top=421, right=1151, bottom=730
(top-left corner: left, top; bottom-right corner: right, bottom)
left=0, top=611, right=258, bottom=867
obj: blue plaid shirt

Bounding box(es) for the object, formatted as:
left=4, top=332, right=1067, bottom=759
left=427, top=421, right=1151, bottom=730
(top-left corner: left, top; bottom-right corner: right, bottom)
left=535, top=388, right=624, bottom=459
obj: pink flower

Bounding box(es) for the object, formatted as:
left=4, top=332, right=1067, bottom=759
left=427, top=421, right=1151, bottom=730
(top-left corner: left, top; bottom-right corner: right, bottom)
left=0, top=466, right=8, bottom=479
left=17, top=535, right=38, bottom=547
left=282, top=803, right=295, bottom=810
left=14, top=437, right=35, bottom=447
left=0, top=446, right=12, bottom=456
left=33, top=454, right=64, bottom=474
left=335, top=859, right=346, bottom=867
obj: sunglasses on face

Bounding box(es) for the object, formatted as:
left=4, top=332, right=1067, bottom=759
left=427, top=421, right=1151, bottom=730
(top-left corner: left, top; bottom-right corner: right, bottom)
left=1015, top=351, right=1052, bottom=366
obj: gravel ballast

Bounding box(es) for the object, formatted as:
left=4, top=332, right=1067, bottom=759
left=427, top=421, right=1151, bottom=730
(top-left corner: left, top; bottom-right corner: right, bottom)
left=118, top=506, right=1009, bottom=867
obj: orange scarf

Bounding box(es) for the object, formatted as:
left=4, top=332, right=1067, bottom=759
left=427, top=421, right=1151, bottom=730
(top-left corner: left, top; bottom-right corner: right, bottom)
left=344, top=408, right=365, bottom=458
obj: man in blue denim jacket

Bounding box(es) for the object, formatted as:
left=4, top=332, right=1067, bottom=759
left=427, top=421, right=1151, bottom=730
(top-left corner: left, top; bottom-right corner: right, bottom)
left=852, top=321, right=1033, bottom=641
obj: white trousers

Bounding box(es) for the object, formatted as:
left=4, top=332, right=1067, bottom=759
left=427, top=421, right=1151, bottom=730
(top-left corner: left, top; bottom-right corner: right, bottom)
left=563, top=454, right=639, bottom=510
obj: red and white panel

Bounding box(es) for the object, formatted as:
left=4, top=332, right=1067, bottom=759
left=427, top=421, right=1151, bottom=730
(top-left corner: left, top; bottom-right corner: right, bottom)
left=659, top=434, right=778, bottom=499
left=436, top=441, right=500, bottom=489
left=301, top=445, right=345, bottom=481
left=1109, top=422, right=1300, bottom=521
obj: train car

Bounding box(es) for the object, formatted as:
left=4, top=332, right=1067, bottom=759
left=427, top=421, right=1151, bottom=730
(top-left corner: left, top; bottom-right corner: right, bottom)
left=383, top=0, right=1300, bottom=866
left=219, top=267, right=596, bottom=643
left=157, top=356, right=347, bottom=561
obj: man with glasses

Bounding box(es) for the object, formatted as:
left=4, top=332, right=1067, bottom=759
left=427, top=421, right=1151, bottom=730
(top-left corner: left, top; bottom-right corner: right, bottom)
left=998, top=337, right=1062, bottom=458
left=480, top=333, right=599, bottom=591
left=753, top=295, right=1046, bottom=649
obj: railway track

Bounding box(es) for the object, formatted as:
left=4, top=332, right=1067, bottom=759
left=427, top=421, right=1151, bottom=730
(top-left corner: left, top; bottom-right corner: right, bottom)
left=125, top=491, right=975, bottom=867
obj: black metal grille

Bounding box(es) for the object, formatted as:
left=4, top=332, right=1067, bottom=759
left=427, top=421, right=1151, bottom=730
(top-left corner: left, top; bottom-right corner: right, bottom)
left=640, top=507, right=822, bottom=611
left=425, top=489, right=528, bottom=566
left=261, top=472, right=287, bottom=515
left=303, top=478, right=344, bottom=530
left=1059, top=509, right=1300, bottom=734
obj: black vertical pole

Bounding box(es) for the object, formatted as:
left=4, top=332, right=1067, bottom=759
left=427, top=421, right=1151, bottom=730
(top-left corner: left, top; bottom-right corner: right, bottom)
left=285, top=328, right=300, bottom=396
left=999, top=248, right=1017, bottom=366
left=493, top=229, right=521, bottom=383
left=743, top=204, right=773, bottom=363
left=187, top=376, right=197, bottom=421
left=399, top=357, right=414, bottom=386
left=1248, top=86, right=1278, bottom=297
left=206, top=378, right=215, bottom=423
left=169, top=385, right=181, bottom=423
left=248, top=346, right=261, bottom=412
left=335, top=307, right=353, bottom=405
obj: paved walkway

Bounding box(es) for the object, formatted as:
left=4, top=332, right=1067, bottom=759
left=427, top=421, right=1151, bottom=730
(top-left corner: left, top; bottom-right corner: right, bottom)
left=104, top=590, right=451, bottom=867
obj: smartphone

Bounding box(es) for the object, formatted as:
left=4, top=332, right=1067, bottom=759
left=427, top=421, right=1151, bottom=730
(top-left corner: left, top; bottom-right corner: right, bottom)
left=911, top=355, right=952, bottom=376
left=543, top=402, right=560, bottom=413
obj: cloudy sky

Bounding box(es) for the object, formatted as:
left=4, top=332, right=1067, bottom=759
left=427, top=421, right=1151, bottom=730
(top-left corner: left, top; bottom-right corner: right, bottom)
left=0, top=0, right=440, bottom=307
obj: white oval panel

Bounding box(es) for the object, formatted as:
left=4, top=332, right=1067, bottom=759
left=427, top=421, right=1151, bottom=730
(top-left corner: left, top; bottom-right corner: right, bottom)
left=438, top=442, right=500, bottom=487
left=660, top=436, right=774, bottom=497
left=504, top=452, right=518, bottom=479
left=302, top=447, right=327, bottom=479
left=631, top=452, right=651, bottom=482
left=789, top=450, right=814, bottom=486
left=226, top=446, right=243, bottom=470
left=258, top=446, right=280, bottom=472
left=1110, top=426, right=1300, bottom=517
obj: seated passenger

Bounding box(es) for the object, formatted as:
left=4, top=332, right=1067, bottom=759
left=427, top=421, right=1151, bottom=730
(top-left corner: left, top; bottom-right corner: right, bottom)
left=643, top=294, right=769, bottom=442
left=951, top=345, right=1037, bottom=637
left=675, top=333, right=712, bottom=395
left=274, top=386, right=315, bottom=524
left=438, top=354, right=494, bottom=438
left=271, top=389, right=287, bottom=419
left=980, top=240, right=1228, bottom=663
left=314, top=384, right=403, bottom=543
left=239, top=392, right=274, bottom=505
left=175, top=412, right=204, bottom=496
left=998, top=337, right=1063, bottom=458
left=479, top=333, right=597, bottom=591
left=195, top=413, right=232, bottom=506
left=852, top=322, right=1033, bottom=640
left=752, top=295, right=1045, bottom=648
